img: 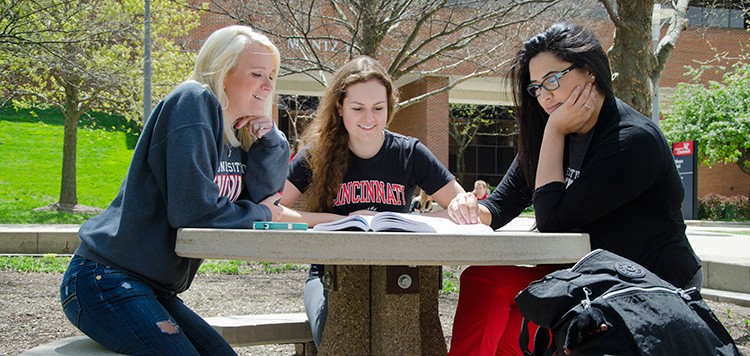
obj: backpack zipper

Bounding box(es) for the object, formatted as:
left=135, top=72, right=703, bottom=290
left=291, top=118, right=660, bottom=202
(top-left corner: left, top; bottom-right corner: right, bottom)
left=569, top=249, right=602, bottom=271
left=599, top=286, right=697, bottom=301
left=581, top=287, right=593, bottom=309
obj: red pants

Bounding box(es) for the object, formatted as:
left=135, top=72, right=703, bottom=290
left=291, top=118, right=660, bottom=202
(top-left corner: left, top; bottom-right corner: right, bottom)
left=448, top=265, right=560, bottom=356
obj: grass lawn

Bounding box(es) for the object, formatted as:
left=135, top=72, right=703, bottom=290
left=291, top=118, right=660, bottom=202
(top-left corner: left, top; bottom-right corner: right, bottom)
left=710, top=230, right=750, bottom=236
left=0, top=106, right=135, bottom=224
left=0, top=254, right=307, bottom=275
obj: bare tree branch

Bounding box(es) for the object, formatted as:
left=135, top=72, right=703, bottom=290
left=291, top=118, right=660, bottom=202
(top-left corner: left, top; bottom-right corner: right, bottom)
left=190, top=0, right=563, bottom=110
left=393, top=64, right=499, bottom=113
left=652, top=0, right=690, bottom=81
left=600, top=0, right=622, bottom=27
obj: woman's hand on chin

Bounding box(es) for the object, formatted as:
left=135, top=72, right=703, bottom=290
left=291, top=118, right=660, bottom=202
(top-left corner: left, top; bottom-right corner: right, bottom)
left=235, top=115, right=274, bottom=138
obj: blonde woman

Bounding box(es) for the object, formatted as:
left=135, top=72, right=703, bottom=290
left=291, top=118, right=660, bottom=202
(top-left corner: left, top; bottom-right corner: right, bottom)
left=60, top=26, right=288, bottom=355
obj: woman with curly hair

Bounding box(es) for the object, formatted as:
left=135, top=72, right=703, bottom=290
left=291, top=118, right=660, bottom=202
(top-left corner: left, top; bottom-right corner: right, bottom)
left=279, top=55, right=464, bottom=348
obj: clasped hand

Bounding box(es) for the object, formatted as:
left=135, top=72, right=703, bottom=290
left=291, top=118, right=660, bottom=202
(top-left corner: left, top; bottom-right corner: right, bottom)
left=235, top=115, right=274, bottom=139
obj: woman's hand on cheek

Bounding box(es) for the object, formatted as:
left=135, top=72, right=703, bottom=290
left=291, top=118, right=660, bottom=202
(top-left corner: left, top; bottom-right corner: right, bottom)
left=547, top=82, right=597, bottom=135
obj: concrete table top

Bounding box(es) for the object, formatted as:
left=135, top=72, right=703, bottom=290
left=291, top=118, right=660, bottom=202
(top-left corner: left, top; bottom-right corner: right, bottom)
left=175, top=228, right=590, bottom=355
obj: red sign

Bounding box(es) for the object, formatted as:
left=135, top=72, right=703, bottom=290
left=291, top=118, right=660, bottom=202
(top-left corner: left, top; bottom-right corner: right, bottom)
left=672, top=141, right=694, bottom=157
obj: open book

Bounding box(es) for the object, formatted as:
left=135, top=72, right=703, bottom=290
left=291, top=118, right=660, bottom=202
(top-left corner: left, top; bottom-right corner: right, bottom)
left=312, top=211, right=493, bottom=234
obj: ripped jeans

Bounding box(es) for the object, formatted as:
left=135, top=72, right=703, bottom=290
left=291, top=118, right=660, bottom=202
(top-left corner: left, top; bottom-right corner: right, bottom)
left=60, top=255, right=235, bottom=356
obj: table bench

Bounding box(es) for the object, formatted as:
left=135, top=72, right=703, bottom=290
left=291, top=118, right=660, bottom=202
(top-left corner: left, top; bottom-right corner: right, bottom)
left=22, top=313, right=314, bottom=355
left=175, top=228, right=591, bottom=355
left=205, top=312, right=314, bottom=353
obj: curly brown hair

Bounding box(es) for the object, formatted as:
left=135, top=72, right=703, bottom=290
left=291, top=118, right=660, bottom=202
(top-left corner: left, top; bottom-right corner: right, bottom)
left=301, top=56, right=399, bottom=212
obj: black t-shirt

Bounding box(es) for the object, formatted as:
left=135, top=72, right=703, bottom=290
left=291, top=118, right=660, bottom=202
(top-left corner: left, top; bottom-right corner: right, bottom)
left=564, top=130, right=594, bottom=188
left=289, top=130, right=454, bottom=215
left=288, top=130, right=455, bottom=277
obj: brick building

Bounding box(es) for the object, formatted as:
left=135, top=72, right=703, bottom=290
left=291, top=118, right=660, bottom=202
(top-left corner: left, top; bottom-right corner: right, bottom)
left=188, top=3, right=749, bottom=199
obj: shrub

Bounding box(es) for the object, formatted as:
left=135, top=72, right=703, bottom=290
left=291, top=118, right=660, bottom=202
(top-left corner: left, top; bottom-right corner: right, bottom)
left=697, top=193, right=750, bottom=221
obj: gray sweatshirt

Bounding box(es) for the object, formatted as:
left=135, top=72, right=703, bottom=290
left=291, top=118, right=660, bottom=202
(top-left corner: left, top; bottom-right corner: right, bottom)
left=75, top=81, right=289, bottom=294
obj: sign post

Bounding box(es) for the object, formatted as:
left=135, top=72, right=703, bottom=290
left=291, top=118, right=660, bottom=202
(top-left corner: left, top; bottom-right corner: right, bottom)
left=672, top=141, right=698, bottom=220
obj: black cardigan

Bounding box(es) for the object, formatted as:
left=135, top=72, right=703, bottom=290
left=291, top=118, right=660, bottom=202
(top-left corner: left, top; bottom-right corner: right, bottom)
left=481, top=96, right=701, bottom=288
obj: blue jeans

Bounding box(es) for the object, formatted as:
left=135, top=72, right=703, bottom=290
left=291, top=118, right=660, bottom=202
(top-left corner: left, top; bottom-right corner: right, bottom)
left=303, top=274, right=328, bottom=348
left=60, top=255, right=235, bottom=355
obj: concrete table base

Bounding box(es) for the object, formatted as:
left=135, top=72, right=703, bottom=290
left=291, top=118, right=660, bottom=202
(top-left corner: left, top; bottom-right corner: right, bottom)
left=319, top=265, right=446, bottom=355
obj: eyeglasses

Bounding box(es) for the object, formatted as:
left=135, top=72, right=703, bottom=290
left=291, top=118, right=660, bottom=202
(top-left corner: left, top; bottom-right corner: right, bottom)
left=526, top=64, right=578, bottom=97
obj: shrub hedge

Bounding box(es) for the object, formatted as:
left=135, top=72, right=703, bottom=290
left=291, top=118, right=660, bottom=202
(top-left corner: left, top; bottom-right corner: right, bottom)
left=697, top=193, right=750, bottom=221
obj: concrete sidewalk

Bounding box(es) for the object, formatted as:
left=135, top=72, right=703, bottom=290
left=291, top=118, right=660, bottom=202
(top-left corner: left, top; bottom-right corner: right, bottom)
left=500, top=216, right=750, bottom=265
left=683, top=220, right=750, bottom=306
left=1, top=219, right=749, bottom=306
left=499, top=217, right=750, bottom=306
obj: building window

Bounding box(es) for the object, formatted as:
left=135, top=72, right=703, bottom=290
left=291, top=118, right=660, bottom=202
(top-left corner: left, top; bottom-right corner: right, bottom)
left=687, top=5, right=747, bottom=29
left=448, top=104, right=518, bottom=190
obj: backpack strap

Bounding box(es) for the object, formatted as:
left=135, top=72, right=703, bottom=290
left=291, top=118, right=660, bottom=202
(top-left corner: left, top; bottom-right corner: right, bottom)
left=520, top=318, right=533, bottom=356
left=519, top=318, right=556, bottom=356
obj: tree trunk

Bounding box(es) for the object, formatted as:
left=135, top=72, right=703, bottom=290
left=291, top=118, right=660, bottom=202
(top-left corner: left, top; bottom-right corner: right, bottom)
left=738, top=148, right=750, bottom=177
left=607, top=0, right=655, bottom=116
left=59, top=84, right=80, bottom=211
left=449, top=127, right=468, bottom=185
left=456, top=148, right=465, bottom=185
left=357, top=0, right=384, bottom=57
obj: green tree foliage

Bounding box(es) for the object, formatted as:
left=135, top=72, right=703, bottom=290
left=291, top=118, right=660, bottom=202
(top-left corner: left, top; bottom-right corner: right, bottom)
left=661, top=61, right=750, bottom=176
left=0, top=0, right=200, bottom=211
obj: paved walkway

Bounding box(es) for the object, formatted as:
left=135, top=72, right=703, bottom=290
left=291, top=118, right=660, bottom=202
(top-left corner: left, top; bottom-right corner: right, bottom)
left=500, top=217, right=750, bottom=306
left=499, top=216, right=750, bottom=265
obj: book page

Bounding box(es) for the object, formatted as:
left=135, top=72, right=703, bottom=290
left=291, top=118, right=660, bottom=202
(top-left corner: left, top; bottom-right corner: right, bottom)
left=312, top=212, right=494, bottom=234
left=312, top=215, right=372, bottom=231
left=370, top=212, right=435, bottom=233
left=370, top=212, right=493, bottom=234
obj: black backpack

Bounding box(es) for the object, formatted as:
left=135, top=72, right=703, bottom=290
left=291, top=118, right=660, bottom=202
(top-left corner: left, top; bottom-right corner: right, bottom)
left=515, top=249, right=740, bottom=356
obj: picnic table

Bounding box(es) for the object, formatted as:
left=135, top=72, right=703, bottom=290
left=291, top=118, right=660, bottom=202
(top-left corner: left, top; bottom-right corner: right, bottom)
left=175, top=228, right=590, bottom=355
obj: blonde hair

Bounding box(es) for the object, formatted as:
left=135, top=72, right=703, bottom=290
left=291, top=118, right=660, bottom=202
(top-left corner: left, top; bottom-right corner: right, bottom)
left=302, top=56, right=398, bottom=212
left=474, top=180, right=487, bottom=190
left=190, top=25, right=281, bottom=150
left=472, top=180, right=488, bottom=197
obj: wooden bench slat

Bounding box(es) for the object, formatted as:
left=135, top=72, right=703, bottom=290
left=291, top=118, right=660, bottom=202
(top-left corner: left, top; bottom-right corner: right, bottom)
left=22, top=314, right=314, bottom=355
left=205, top=313, right=313, bottom=347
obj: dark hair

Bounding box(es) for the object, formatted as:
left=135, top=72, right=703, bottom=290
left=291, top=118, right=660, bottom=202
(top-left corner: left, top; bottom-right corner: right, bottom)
left=509, top=22, right=613, bottom=187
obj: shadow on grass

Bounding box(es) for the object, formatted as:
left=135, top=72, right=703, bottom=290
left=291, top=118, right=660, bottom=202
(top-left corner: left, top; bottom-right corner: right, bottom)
left=0, top=209, right=100, bottom=225
left=0, top=105, right=140, bottom=149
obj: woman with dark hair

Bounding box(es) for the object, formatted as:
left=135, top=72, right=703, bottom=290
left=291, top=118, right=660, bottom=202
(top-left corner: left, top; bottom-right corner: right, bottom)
left=446, top=22, right=702, bottom=356
left=279, top=56, right=465, bottom=348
